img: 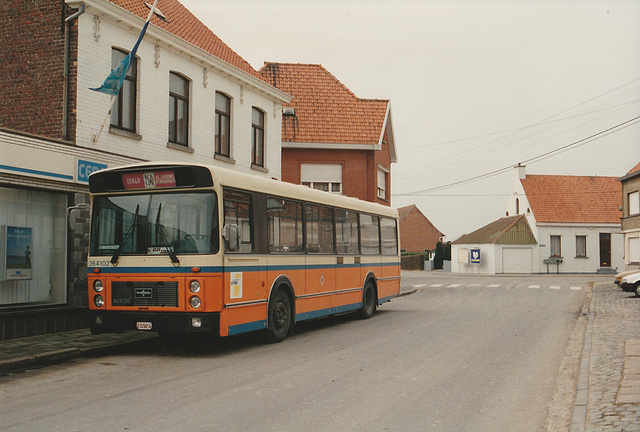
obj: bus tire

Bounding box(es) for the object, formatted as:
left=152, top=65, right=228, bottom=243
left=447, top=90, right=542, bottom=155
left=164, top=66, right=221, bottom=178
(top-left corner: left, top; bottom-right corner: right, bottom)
left=265, top=288, right=292, bottom=343
left=357, top=280, right=377, bottom=319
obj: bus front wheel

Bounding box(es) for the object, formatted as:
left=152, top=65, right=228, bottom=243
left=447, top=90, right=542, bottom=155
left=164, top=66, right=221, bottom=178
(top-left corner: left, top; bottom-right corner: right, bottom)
left=266, top=288, right=292, bottom=343
left=357, top=280, right=377, bottom=319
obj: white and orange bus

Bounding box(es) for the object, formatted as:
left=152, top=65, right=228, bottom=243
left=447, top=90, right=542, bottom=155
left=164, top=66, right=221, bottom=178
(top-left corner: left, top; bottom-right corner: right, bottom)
left=87, top=163, right=400, bottom=342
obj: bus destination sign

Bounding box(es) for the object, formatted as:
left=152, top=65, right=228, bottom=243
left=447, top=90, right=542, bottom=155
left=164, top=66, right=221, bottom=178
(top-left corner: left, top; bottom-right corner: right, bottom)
left=122, top=171, right=177, bottom=190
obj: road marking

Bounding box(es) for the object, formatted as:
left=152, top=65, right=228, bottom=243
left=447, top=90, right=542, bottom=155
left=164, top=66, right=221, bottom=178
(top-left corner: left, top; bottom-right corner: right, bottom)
left=487, top=284, right=500, bottom=288
left=550, top=286, right=561, bottom=290
left=570, top=286, right=582, bottom=291
left=447, top=284, right=461, bottom=288
left=413, top=284, right=426, bottom=288
left=528, top=285, right=540, bottom=289
left=429, top=284, right=443, bottom=287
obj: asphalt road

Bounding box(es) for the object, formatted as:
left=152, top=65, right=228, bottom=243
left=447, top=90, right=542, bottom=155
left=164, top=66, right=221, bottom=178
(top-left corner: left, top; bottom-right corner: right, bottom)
left=0, top=272, right=591, bottom=432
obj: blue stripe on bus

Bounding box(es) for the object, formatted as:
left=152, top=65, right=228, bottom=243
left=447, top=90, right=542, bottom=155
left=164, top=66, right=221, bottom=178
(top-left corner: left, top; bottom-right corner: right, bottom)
left=228, top=319, right=267, bottom=335
left=296, top=302, right=362, bottom=322
left=89, top=261, right=400, bottom=275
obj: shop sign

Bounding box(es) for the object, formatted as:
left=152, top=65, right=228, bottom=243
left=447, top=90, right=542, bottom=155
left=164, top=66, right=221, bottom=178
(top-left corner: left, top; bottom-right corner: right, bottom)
left=77, top=159, right=108, bottom=183
left=470, top=248, right=481, bottom=264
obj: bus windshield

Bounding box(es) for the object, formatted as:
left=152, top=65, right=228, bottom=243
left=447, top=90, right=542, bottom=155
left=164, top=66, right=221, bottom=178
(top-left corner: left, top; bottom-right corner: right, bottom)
left=90, top=191, right=218, bottom=257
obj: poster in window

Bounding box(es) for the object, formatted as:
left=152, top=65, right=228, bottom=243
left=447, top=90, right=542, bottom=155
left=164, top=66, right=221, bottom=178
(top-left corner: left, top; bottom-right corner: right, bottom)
left=3, top=226, right=33, bottom=280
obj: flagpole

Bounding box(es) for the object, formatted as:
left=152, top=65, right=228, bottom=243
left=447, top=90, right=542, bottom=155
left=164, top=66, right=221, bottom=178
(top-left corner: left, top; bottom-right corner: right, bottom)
left=91, top=0, right=160, bottom=143
left=92, top=95, right=119, bottom=143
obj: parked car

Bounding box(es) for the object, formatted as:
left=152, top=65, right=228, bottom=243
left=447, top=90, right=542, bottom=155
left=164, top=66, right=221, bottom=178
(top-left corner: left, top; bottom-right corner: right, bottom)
left=616, top=270, right=640, bottom=297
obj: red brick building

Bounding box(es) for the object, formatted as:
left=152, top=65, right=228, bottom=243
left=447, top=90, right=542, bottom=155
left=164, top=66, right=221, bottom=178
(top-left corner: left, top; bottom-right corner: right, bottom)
left=397, top=205, right=444, bottom=253
left=259, top=63, right=397, bottom=206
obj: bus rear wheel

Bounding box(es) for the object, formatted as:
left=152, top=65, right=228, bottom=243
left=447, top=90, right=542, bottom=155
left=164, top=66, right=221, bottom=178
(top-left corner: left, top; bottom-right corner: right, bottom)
left=357, top=280, right=377, bottom=319
left=266, top=289, right=292, bottom=343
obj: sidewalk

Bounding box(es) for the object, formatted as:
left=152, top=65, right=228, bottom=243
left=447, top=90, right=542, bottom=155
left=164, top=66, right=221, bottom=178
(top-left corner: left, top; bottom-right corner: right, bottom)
left=0, top=329, right=157, bottom=374
left=569, top=281, right=640, bottom=431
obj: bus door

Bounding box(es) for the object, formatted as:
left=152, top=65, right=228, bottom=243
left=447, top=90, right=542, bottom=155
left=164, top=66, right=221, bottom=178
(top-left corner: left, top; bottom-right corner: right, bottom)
left=222, top=189, right=268, bottom=336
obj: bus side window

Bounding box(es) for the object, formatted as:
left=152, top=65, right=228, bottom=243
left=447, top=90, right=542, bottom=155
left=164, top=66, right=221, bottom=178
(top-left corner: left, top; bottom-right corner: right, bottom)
left=360, top=214, right=380, bottom=255
left=223, top=189, right=253, bottom=253
left=381, top=218, right=398, bottom=255
left=335, top=210, right=359, bottom=254
left=268, top=198, right=303, bottom=253
left=305, top=204, right=334, bottom=254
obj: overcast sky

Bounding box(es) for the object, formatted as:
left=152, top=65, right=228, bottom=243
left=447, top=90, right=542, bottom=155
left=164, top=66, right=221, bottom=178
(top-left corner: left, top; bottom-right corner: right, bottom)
left=180, top=0, right=640, bottom=239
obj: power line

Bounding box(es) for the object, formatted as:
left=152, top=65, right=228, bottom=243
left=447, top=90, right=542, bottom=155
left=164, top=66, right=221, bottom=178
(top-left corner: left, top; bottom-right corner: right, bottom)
left=393, top=114, right=640, bottom=197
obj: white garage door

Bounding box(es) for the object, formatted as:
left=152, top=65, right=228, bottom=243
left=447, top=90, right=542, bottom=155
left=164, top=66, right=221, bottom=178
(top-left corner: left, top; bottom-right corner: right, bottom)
left=502, top=247, right=533, bottom=273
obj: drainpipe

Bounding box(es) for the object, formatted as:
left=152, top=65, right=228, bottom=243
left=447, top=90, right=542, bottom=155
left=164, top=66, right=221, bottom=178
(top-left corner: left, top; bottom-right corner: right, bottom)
left=63, top=3, right=85, bottom=141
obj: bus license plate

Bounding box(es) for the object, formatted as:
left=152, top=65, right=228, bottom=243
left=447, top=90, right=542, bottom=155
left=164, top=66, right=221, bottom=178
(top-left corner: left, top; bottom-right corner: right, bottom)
left=136, top=321, right=153, bottom=331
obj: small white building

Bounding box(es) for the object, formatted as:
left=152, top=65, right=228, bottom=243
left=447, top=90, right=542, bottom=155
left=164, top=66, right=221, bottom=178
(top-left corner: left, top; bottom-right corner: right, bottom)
left=451, top=215, right=537, bottom=275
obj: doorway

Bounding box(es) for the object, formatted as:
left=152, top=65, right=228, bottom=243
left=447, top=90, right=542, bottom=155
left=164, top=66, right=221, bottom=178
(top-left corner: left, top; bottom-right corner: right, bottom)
left=599, top=233, right=611, bottom=267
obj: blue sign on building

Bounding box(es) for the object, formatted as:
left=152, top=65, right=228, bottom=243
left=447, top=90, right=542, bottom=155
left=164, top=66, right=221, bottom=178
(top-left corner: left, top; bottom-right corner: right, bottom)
left=470, top=248, right=481, bottom=264
left=77, top=160, right=107, bottom=183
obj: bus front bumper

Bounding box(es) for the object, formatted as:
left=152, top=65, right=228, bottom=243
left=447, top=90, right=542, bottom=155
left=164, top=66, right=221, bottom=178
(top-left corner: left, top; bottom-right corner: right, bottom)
left=89, top=310, right=221, bottom=335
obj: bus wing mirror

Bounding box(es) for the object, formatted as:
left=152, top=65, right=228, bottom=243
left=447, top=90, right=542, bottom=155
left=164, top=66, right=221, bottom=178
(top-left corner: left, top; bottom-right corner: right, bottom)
left=68, top=203, right=90, bottom=231
left=223, top=224, right=240, bottom=251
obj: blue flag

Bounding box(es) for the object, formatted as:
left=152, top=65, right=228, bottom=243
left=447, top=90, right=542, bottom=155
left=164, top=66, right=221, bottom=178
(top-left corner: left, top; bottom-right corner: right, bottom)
left=90, top=20, right=150, bottom=96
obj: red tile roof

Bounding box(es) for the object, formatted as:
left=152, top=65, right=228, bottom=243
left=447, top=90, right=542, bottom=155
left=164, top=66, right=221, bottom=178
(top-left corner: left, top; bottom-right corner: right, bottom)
left=627, top=161, right=640, bottom=176
left=521, top=175, right=622, bottom=224
left=107, top=0, right=264, bottom=80
left=258, top=63, right=389, bottom=145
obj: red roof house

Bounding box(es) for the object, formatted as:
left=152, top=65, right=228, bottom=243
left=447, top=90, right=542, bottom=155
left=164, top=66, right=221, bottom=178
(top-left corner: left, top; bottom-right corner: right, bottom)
left=508, top=165, right=623, bottom=273
left=397, top=205, right=444, bottom=253
left=259, top=63, right=397, bottom=206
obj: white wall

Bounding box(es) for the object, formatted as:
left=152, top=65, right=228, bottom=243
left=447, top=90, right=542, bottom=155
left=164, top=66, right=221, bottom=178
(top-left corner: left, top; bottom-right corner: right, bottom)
left=536, top=224, right=624, bottom=273
left=75, top=8, right=286, bottom=179
left=451, top=244, right=497, bottom=275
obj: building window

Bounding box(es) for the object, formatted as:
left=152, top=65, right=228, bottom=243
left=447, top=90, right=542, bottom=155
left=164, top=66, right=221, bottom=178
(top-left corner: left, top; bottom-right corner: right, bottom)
left=576, top=235, right=587, bottom=258
left=377, top=167, right=387, bottom=200
left=251, top=108, right=265, bottom=167
left=169, top=72, right=189, bottom=146
left=629, top=191, right=640, bottom=216
left=301, top=163, right=342, bottom=194
left=550, top=235, right=562, bottom=257
left=215, top=92, right=231, bottom=158
left=0, top=187, right=67, bottom=308
left=110, top=48, right=137, bottom=132
left=630, top=237, right=640, bottom=264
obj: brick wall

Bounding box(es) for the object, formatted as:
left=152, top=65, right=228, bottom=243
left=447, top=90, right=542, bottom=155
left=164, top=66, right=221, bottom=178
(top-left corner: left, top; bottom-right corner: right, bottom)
left=400, top=208, right=443, bottom=253
left=282, top=148, right=371, bottom=202
left=0, top=0, right=77, bottom=141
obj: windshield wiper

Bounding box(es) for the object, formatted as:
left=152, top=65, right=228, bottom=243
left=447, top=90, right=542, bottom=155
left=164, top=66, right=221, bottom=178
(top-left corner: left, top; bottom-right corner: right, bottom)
left=110, top=204, right=139, bottom=266
left=155, top=203, right=180, bottom=266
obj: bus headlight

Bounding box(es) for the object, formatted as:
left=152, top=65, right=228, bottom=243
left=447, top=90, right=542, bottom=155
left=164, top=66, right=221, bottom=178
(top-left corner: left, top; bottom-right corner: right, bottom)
left=93, top=280, right=104, bottom=292
left=189, top=280, right=201, bottom=293
left=190, top=296, right=201, bottom=309
left=94, top=295, right=104, bottom=307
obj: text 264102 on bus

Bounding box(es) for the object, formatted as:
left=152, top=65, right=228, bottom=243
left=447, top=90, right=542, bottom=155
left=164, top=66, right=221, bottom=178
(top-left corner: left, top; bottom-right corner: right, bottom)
left=86, top=163, right=401, bottom=342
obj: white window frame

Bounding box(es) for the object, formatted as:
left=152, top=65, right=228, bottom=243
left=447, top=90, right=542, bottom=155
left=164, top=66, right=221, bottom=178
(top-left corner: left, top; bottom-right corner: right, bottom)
left=629, top=191, right=639, bottom=216
left=301, top=164, right=342, bottom=194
